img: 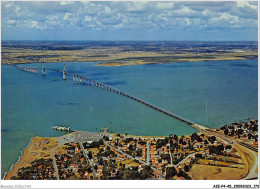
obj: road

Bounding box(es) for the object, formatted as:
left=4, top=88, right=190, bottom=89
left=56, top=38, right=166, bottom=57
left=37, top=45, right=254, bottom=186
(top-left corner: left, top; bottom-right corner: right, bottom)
left=50, top=146, right=60, bottom=180
left=241, top=147, right=258, bottom=180
left=168, top=147, right=173, bottom=165
left=104, top=141, right=161, bottom=173
left=146, top=142, right=150, bottom=165
left=79, top=142, right=97, bottom=178
left=204, top=129, right=258, bottom=180
left=176, top=151, right=200, bottom=167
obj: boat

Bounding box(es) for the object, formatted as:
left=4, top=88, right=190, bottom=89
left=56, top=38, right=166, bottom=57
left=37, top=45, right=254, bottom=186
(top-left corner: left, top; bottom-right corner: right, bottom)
left=53, top=125, right=71, bottom=132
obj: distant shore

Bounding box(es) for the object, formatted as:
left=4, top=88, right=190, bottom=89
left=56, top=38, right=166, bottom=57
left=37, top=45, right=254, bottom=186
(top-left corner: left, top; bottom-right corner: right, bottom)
left=96, top=55, right=255, bottom=67
left=1, top=44, right=257, bottom=66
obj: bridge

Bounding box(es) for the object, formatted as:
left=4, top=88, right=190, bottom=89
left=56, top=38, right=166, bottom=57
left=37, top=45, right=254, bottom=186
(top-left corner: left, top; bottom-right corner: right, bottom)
left=13, top=64, right=197, bottom=126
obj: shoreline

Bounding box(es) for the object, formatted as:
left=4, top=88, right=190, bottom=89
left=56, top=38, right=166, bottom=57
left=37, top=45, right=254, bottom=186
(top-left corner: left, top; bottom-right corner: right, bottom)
left=4, top=137, right=34, bottom=180
left=1, top=47, right=257, bottom=66
left=96, top=56, right=257, bottom=67
left=2, top=56, right=257, bottom=67
left=4, top=120, right=258, bottom=180
left=4, top=130, right=197, bottom=180
left=4, top=136, right=58, bottom=180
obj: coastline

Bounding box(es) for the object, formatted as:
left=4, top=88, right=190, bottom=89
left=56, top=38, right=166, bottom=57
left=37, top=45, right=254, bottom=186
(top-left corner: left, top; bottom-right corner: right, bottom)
left=4, top=137, right=34, bottom=180
left=2, top=55, right=257, bottom=67
left=1, top=47, right=257, bottom=66
left=4, top=136, right=58, bottom=180
left=96, top=56, right=254, bottom=67
left=3, top=131, right=192, bottom=180
left=4, top=121, right=258, bottom=180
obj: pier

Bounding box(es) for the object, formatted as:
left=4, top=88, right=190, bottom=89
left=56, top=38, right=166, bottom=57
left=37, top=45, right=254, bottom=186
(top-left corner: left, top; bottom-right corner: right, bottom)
left=13, top=64, right=196, bottom=126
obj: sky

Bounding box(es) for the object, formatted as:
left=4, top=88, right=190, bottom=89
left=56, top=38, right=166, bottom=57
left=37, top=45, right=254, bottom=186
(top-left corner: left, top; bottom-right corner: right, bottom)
left=1, top=1, right=258, bottom=41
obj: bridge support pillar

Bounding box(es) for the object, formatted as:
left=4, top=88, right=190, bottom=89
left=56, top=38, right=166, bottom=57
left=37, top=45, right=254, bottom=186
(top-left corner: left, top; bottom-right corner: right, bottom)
left=42, top=64, right=46, bottom=75
left=63, top=64, right=66, bottom=80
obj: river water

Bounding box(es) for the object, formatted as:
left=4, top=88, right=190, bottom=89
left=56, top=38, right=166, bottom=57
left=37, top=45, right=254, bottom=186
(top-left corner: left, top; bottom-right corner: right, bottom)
left=1, top=59, right=258, bottom=178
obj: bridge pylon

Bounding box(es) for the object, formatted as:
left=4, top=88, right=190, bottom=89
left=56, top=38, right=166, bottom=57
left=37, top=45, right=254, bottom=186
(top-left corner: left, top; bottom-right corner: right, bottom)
left=42, top=64, right=46, bottom=75
left=63, top=64, right=66, bottom=80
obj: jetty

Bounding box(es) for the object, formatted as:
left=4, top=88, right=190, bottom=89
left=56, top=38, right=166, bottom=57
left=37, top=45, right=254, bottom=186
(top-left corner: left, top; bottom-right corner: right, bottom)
left=53, top=125, right=71, bottom=132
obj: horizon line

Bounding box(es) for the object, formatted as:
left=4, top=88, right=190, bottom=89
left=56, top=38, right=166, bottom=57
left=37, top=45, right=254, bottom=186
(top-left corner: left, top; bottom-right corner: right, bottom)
left=2, top=39, right=258, bottom=42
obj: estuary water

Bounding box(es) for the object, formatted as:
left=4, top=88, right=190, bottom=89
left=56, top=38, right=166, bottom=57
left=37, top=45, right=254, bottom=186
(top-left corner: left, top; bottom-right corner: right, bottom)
left=1, top=59, right=258, bottom=178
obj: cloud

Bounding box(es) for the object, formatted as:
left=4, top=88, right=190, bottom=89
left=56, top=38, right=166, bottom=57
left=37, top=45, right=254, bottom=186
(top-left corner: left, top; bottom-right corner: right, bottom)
left=168, top=5, right=200, bottom=18
left=237, top=1, right=257, bottom=10
left=60, top=1, right=74, bottom=6
left=209, top=12, right=240, bottom=28
left=63, top=12, right=72, bottom=21
left=125, top=1, right=149, bottom=13
left=155, top=2, right=174, bottom=10
left=84, top=15, right=92, bottom=22
left=1, top=1, right=258, bottom=40
left=202, top=9, right=217, bottom=17
left=6, top=19, right=16, bottom=25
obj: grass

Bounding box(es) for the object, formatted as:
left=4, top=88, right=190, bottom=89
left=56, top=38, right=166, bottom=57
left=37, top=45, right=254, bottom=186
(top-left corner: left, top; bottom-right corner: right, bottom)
left=118, top=159, right=140, bottom=167
left=191, top=164, right=247, bottom=180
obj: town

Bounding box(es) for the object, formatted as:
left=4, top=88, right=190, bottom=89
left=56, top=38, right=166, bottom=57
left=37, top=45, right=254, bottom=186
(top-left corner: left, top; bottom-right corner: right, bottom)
left=9, top=120, right=258, bottom=180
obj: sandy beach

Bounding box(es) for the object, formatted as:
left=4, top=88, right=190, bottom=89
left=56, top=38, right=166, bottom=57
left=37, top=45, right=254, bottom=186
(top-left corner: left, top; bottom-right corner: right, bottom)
left=4, top=136, right=58, bottom=180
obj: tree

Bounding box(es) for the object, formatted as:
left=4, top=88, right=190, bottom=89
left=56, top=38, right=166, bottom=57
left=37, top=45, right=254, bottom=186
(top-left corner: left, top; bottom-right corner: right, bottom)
left=139, top=140, right=146, bottom=145
left=177, top=169, right=192, bottom=180
left=98, top=139, right=104, bottom=145
left=90, top=141, right=100, bottom=148
left=209, top=145, right=224, bottom=155
left=102, top=166, right=110, bottom=177
left=174, top=134, right=179, bottom=142
left=98, top=157, right=104, bottom=165
left=140, top=165, right=153, bottom=180
left=184, top=165, right=190, bottom=172
left=160, top=153, right=170, bottom=160
left=136, top=148, right=142, bottom=157
left=224, top=128, right=229, bottom=135
left=122, top=168, right=140, bottom=180
left=197, top=136, right=202, bottom=142
left=88, top=151, right=93, bottom=159
left=166, top=166, right=177, bottom=180
left=195, top=153, right=203, bottom=159
left=191, top=133, right=198, bottom=141
left=230, top=130, right=234, bottom=137
left=156, top=139, right=167, bottom=149
left=129, top=144, right=135, bottom=151
left=208, top=136, right=216, bottom=144
left=165, top=137, right=169, bottom=144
